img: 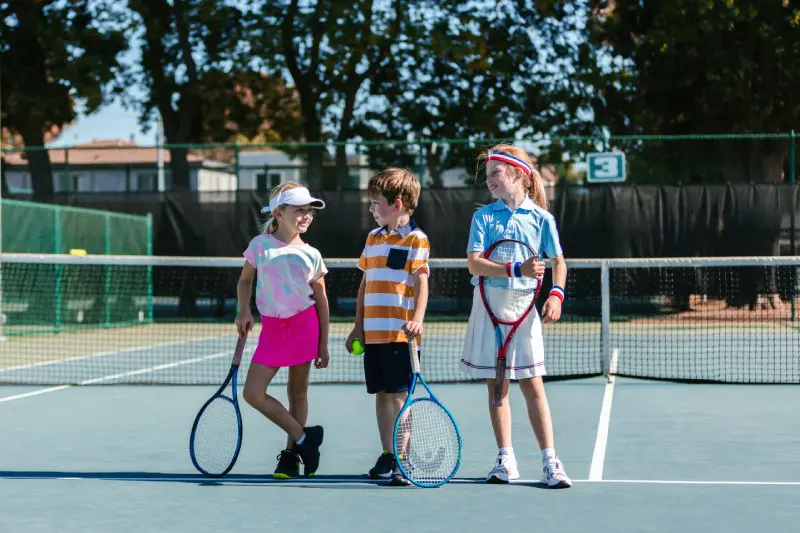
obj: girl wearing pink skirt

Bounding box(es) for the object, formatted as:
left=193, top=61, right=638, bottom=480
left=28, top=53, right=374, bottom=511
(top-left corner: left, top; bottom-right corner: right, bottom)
left=235, top=182, right=330, bottom=479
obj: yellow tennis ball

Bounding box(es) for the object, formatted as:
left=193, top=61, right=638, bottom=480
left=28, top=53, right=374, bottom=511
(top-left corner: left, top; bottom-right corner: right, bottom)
left=351, top=339, right=364, bottom=356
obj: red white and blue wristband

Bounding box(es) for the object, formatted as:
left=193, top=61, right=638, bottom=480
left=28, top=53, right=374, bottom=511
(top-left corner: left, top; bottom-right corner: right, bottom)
left=549, top=285, right=565, bottom=302
left=505, top=262, right=523, bottom=278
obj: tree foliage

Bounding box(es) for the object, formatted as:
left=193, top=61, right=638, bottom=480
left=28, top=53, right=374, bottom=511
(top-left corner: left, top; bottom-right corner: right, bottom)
left=583, top=0, right=800, bottom=183
left=354, top=0, right=590, bottom=187
left=1, top=0, right=126, bottom=198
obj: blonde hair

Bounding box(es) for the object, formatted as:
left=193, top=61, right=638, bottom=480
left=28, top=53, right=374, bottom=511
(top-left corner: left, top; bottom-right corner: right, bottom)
left=367, top=168, right=421, bottom=214
left=478, top=143, right=548, bottom=210
left=261, top=181, right=303, bottom=234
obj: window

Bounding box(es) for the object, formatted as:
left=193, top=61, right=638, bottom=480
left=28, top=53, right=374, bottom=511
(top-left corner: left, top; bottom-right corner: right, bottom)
left=256, top=172, right=282, bottom=192
left=137, top=173, right=156, bottom=192
left=56, top=174, right=79, bottom=192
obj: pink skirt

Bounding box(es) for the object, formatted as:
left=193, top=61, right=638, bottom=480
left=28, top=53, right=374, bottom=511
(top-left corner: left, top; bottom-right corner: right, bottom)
left=251, top=305, right=320, bottom=368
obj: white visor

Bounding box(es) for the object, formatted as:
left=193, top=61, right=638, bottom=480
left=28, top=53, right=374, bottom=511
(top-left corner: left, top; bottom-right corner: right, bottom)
left=261, top=187, right=326, bottom=214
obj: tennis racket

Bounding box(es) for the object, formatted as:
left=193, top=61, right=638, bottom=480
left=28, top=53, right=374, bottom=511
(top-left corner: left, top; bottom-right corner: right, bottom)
left=189, top=334, right=247, bottom=478
left=479, top=239, right=543, bottom=407
left=393, top=338, right=462, bottom=488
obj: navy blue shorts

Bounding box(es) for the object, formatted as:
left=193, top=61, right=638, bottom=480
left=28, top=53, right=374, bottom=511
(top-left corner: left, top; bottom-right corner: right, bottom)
left=364, top=342, right=414, bottom=394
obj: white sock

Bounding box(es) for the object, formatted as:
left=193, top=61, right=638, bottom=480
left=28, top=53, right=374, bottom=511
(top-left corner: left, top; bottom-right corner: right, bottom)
left=541, top=448, right=556, bottom=463
left=296, top=433, right=307, bottom=446
left=498, top=447, right=514, bottom=459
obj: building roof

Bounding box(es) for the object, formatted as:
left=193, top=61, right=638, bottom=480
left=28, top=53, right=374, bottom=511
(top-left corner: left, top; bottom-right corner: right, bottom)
left=3, top=139, right=205, bottom=166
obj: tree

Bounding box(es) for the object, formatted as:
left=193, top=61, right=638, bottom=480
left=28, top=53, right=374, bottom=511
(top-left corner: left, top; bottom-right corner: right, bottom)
left=353, top=0, right=590, bottom=187
left=0, top=0, right=126, bottom=199
left=127, top=0, right=249, bottom=190
left=583, top=0, right=800, bottom=183
left=249, top=0, right=405, bottom=190
left=189, top=70, right=304, bottom=164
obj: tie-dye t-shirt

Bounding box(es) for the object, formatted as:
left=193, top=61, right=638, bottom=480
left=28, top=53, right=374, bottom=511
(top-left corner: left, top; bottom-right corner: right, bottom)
left=243, top=234, right=328, bottom=319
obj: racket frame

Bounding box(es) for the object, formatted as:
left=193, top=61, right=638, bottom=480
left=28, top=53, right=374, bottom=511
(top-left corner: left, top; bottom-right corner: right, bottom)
left=189, top=334, right=247, bottom=478
left=393, top=338, right=463, bottom=488
left=478, top=239, right=542, bottom=407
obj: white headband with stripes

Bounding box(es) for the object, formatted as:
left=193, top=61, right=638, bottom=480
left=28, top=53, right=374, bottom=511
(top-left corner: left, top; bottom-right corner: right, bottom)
left=487, top=151, right=533, bottom=176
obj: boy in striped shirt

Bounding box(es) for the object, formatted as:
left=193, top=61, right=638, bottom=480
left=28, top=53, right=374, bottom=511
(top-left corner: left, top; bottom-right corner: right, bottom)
left=346, top=168, right=430, bottom=486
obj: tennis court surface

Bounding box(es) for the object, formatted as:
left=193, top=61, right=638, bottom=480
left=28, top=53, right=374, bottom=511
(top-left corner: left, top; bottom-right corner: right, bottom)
left=1, top=253, right=798, bottom=532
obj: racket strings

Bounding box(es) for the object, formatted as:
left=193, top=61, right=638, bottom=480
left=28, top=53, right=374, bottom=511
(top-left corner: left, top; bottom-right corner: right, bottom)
left=395, top=400, right=460, bottom=484
left=192, top=397, right=240, bottom=475
left=483, top=285, right=536, bottom=322
left=486, top=242, right=539, bottom=289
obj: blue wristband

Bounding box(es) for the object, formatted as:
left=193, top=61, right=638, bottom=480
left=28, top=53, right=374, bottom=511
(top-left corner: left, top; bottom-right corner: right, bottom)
left=513, top=262, right=522, bottom=278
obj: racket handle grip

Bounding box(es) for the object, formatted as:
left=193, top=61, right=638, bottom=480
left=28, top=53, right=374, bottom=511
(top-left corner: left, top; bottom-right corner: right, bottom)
left=491, top=360, right=505, bottom=407
left=233, top=333, right=248, bottom=366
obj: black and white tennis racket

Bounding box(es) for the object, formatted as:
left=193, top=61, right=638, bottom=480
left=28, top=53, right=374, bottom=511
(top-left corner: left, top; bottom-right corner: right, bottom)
left=189, top=334, right=247, bottom=477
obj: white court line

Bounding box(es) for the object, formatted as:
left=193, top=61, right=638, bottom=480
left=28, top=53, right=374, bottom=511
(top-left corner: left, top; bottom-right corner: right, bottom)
left=7, top=476, right=799, bottom=487
left=0, top=350, right=231, bottom=402
left=588, top=353, right=617, bottom=481
left=581, top=479, right=800, bottom=486
left=0, top=386, right=71, bottom=403
left=0, top=335, right=226, bottom=374
left=79, top=352, right=229, bottom=385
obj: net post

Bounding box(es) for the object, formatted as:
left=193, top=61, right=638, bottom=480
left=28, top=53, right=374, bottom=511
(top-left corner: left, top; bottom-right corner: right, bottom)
left=146, top=213, right=154, bottom=324
left=104, top=212, right=112, bottom=327
left=54, top=206, right=63, bottom=333
left=600, top=260, right=612, bottom=380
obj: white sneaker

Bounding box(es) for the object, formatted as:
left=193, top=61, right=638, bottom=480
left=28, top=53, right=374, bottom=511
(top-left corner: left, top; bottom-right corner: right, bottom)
left=486, top=453, right=520, bottom=484
left=541, top=457, right=572, bottom=488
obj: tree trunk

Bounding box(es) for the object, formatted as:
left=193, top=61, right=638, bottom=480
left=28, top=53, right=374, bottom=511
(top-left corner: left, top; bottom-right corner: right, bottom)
left=716, top=139, right=788, bottom=183
left=334, top=144, right=349, bottom=190
left=303, top=117, right=325, bottom=191
left=1, top=158, right=9, bottom=197
left=333, top=85, right=359, bottom=190
left=20, top=128, right=54, bottom=200
left=167, top=144, right=191, bottom=191
left=426, top=144, right=444, bottom=188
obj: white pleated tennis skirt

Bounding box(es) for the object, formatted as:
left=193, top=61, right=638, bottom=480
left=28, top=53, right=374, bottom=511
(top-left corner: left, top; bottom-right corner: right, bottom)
left=460, top=286, right=546, bottom=380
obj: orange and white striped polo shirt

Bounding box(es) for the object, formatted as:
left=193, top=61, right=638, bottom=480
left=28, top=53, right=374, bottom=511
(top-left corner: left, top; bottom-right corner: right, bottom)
left=357, top=220, right=430, bottom=344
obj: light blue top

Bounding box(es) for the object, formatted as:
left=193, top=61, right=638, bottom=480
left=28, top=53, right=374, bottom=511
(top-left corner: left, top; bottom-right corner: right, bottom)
left=466, top=197, right=563, bottom=287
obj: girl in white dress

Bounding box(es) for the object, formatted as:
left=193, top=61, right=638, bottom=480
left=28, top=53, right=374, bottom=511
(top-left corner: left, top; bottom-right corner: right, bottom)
left=460, top=144, right=572, bottom=488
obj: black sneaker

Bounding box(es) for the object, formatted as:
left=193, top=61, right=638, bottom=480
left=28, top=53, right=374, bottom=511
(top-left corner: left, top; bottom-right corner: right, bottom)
left=368, top=452, right=396, bottom=479
left=273, top=449, right=300, bottom=479
left=388, top=466, right=411, bottom=486
left=295, top=426, right=324, bottom=477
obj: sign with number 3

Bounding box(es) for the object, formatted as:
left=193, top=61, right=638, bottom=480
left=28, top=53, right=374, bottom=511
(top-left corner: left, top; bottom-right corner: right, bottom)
left=587, top=153, right=626, bottom=183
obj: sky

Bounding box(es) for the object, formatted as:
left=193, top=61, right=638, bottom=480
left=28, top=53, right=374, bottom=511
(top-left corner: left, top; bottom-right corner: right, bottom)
left=47, top=101, right=157, bottom=148
left=45, top=31, right=157, bottom=149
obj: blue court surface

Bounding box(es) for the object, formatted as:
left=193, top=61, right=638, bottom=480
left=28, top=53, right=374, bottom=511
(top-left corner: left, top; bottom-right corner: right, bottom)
left=1, top=375, right=799, bottom=532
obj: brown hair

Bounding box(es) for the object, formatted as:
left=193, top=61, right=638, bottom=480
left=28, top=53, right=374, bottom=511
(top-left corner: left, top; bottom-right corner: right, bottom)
left=477, top=143, right=547, bottom=210
left=261, top=181, right=302, bottom=234
left=367, top=168, right=421, bottom=214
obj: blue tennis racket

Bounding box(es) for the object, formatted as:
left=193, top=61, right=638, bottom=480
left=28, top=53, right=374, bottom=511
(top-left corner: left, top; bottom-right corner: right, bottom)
left=393, top=338, right=462, bottom=487
left=189, top=334, right=247, bottom=478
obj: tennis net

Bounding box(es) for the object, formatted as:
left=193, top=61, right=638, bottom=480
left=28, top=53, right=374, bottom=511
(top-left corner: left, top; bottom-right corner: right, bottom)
left=0, top=253, right=798, bottom=385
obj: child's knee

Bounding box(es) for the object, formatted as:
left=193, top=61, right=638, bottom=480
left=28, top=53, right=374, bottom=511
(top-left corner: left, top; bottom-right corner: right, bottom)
left=388, top=391, right=407, bottom=407
left=242, top=383, right=263, bottom=406
left=519, top=376, right=545, bottom=395
left=286, top=387, right=308, bottom=406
